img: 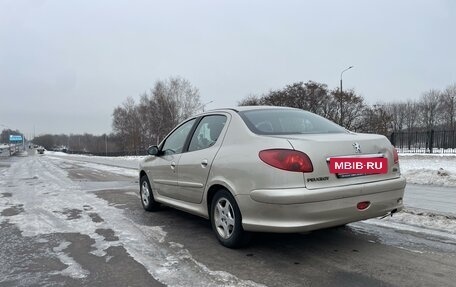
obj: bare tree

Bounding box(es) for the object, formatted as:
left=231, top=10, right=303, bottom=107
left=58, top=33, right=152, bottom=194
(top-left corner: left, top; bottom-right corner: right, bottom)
left=441, top=84, right=456, bottom=129
left=116, top=76, right=202, bottom=148
left=168, top=77, right=201, bottom=122
left=237, top=81, right=364, bottom=130
left=419, top=89, right=441, bottom=130
left=358, top=104, right=392, bottom=135
left=403, top=100, right=419, bottom=131
left=238, top=94, right=263, bottom=106
left=330, top=89, right=365, bottom=130
left=385, top=102, right=406, bottom=131
left=112, top=97, right=142, bottom=154
left=260, top=81, right=331, bottom=115
left=148, top=77, right=201, bottom=144
left=235, top=80, right=456, bottom=135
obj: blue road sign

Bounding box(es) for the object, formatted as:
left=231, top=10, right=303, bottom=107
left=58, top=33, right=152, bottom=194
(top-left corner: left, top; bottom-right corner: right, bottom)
left=9, top=135, right=23, bottom=142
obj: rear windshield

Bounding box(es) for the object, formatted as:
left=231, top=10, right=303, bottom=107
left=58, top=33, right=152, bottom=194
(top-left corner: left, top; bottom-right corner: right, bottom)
left=239, top=109, right=347, bottom=135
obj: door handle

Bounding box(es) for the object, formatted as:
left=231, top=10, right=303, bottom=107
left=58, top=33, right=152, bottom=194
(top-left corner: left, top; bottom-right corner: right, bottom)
left=201, top=159, right=208, bottom=167
left=170, top=162, right=176, bottom=170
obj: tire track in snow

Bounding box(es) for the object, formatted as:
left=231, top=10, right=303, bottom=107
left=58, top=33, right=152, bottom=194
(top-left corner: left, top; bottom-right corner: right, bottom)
left=0, top=156, right=265, bottom=287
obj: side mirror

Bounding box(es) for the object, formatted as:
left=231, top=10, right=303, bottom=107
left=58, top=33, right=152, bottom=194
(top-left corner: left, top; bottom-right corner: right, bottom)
left=147, top=145, right=159, bottom=156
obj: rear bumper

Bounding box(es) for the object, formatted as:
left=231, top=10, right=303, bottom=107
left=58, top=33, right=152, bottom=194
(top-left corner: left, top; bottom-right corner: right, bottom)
left=237, top=177, right=406, bottom=233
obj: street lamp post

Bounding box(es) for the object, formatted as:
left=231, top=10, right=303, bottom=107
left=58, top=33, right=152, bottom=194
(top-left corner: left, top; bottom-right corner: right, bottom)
left=339, top=66, right=354, bottom=125
left=340, top=65, right=354, bottom=95
left=199, top=101, right=214, bottom=112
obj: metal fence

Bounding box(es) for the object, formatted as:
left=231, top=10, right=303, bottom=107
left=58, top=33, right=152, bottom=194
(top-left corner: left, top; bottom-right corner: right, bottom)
left=390, top=130, right=456, bottom=154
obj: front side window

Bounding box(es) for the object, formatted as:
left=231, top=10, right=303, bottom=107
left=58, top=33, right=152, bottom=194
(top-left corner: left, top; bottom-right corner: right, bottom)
left=161, top=119, right=196, bottom=155
left=188, top=115, right=227, bottom=152
left=239, top=109, right=347, bottom=135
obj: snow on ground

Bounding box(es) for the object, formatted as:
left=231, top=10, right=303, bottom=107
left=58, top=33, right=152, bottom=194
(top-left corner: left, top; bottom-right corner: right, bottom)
left=361, top=207, right=456, bottom=240
left=351, top=207, right=456, bottom=254
left=49, top=151, right=456, bottom=187
left=0, top=155, right=264, bottom=287
left=399, top=154, right=456, bottom=187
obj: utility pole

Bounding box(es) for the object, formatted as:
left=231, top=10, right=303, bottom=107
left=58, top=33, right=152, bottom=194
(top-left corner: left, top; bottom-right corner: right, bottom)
left=339, top=66, right=354, bottom=125
left=105, top=134, right=108, bottom=156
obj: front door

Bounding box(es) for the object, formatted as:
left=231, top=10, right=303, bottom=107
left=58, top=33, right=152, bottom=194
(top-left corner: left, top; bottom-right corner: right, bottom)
left=150, top=118, right=196, bottom=198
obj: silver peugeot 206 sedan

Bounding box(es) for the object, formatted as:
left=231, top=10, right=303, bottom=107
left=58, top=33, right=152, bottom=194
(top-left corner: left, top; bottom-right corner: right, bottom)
left=139, top=106, right=406, bottom=248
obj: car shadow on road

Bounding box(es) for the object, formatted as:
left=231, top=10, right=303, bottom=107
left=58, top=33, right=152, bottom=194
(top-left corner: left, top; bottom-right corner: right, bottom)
left=149, top=204, right=377, bottom=251
left=149, top=206, right=395, bottom=287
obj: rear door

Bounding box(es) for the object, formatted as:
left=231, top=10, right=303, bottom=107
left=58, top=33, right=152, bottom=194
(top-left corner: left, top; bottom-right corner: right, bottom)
left=176, top=114, right=229, bottom=203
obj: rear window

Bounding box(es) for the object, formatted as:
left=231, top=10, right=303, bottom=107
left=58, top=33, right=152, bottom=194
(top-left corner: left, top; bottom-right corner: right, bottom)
left=239, top=109, right=347, bottom=135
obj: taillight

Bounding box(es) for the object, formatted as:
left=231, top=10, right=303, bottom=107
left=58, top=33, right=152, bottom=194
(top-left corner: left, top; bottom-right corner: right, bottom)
left=393, top=147, right=399, bottom=164
left=259, top=149, right=313, bottom=173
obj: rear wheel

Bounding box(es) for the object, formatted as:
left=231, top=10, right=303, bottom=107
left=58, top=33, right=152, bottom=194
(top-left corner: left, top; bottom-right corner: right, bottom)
left=210, top=189, right=250, bottom=248
left=140, top=175, right=160, bottom=211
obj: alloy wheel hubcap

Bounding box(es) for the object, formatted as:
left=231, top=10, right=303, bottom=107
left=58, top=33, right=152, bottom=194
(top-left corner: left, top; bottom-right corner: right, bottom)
left=141, top=182, right=150, bottom=206
left=214, top=197, right=235, bottom=239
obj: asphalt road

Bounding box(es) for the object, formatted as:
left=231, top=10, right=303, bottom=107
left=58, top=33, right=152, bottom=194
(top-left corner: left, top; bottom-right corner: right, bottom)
left=1, top=151, right=455, bottom=287
left=405, top=184, right=456, bottom=215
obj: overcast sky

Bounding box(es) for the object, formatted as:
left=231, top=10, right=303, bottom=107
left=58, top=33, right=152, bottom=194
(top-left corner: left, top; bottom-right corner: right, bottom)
left=1, top=0, right=455, bottom=136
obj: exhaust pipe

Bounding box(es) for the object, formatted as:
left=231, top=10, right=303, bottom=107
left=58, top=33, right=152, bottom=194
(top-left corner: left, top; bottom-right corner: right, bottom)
left=380, top=208, right=398, bottom=220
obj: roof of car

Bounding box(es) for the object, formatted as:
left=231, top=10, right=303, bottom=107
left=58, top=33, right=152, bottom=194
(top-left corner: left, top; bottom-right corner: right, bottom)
left=208, top=106, right=298, bottom=113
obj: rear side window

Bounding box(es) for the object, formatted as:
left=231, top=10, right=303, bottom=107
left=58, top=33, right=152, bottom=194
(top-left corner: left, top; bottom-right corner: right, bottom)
left=239, top=109, right=347, bottom=135
left=188, top=115, right=227, bottom=152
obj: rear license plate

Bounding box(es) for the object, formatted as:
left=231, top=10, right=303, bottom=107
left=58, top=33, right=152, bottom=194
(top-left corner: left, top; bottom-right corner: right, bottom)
left=329, top=157, right=388, bottom=174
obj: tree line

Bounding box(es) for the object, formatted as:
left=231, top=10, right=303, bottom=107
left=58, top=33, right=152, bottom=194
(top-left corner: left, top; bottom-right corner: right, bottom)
left=239, top=81, right=456, bottom=135
left=32, top=133, right=119, bottom=154
left=111, top=76, right=202, bottom=154
left=29, top=77, right=455, bottom=155
left=32, top=77, right=202, bottom=155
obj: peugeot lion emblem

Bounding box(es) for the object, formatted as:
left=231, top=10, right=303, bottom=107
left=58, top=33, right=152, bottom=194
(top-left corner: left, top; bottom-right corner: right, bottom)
left=353, top=142, right=361, bottom=153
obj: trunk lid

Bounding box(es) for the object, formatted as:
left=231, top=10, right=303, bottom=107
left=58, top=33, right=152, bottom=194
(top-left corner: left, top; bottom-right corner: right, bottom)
left=275, top=132, right=400, bottom=190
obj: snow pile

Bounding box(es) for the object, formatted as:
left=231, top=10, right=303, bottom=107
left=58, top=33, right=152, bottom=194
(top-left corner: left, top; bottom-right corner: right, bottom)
left=50, top=156, right=139, bottom=178
left=359, top=208, right=456, bottom=243
left=399, top=154, right=456, bottom=187
left=47, top=151, right=145, bottom=170
left=387, top=208, right=456, bottom=234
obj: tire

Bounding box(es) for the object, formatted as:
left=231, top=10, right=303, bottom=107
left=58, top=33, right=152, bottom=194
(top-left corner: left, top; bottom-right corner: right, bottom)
left=210, top=189, right=251, bottom=248
left=140, top=175, right=160, bottom=212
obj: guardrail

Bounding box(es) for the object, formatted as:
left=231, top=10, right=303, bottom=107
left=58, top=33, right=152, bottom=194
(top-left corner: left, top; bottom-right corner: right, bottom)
left=65, top=150, right=148, bottom=157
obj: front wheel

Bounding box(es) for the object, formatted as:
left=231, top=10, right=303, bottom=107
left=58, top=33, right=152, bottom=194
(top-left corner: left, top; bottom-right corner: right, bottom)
left=210, top=189, right=251, bottom=248
left=140, top=175, right=160, bottom=211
